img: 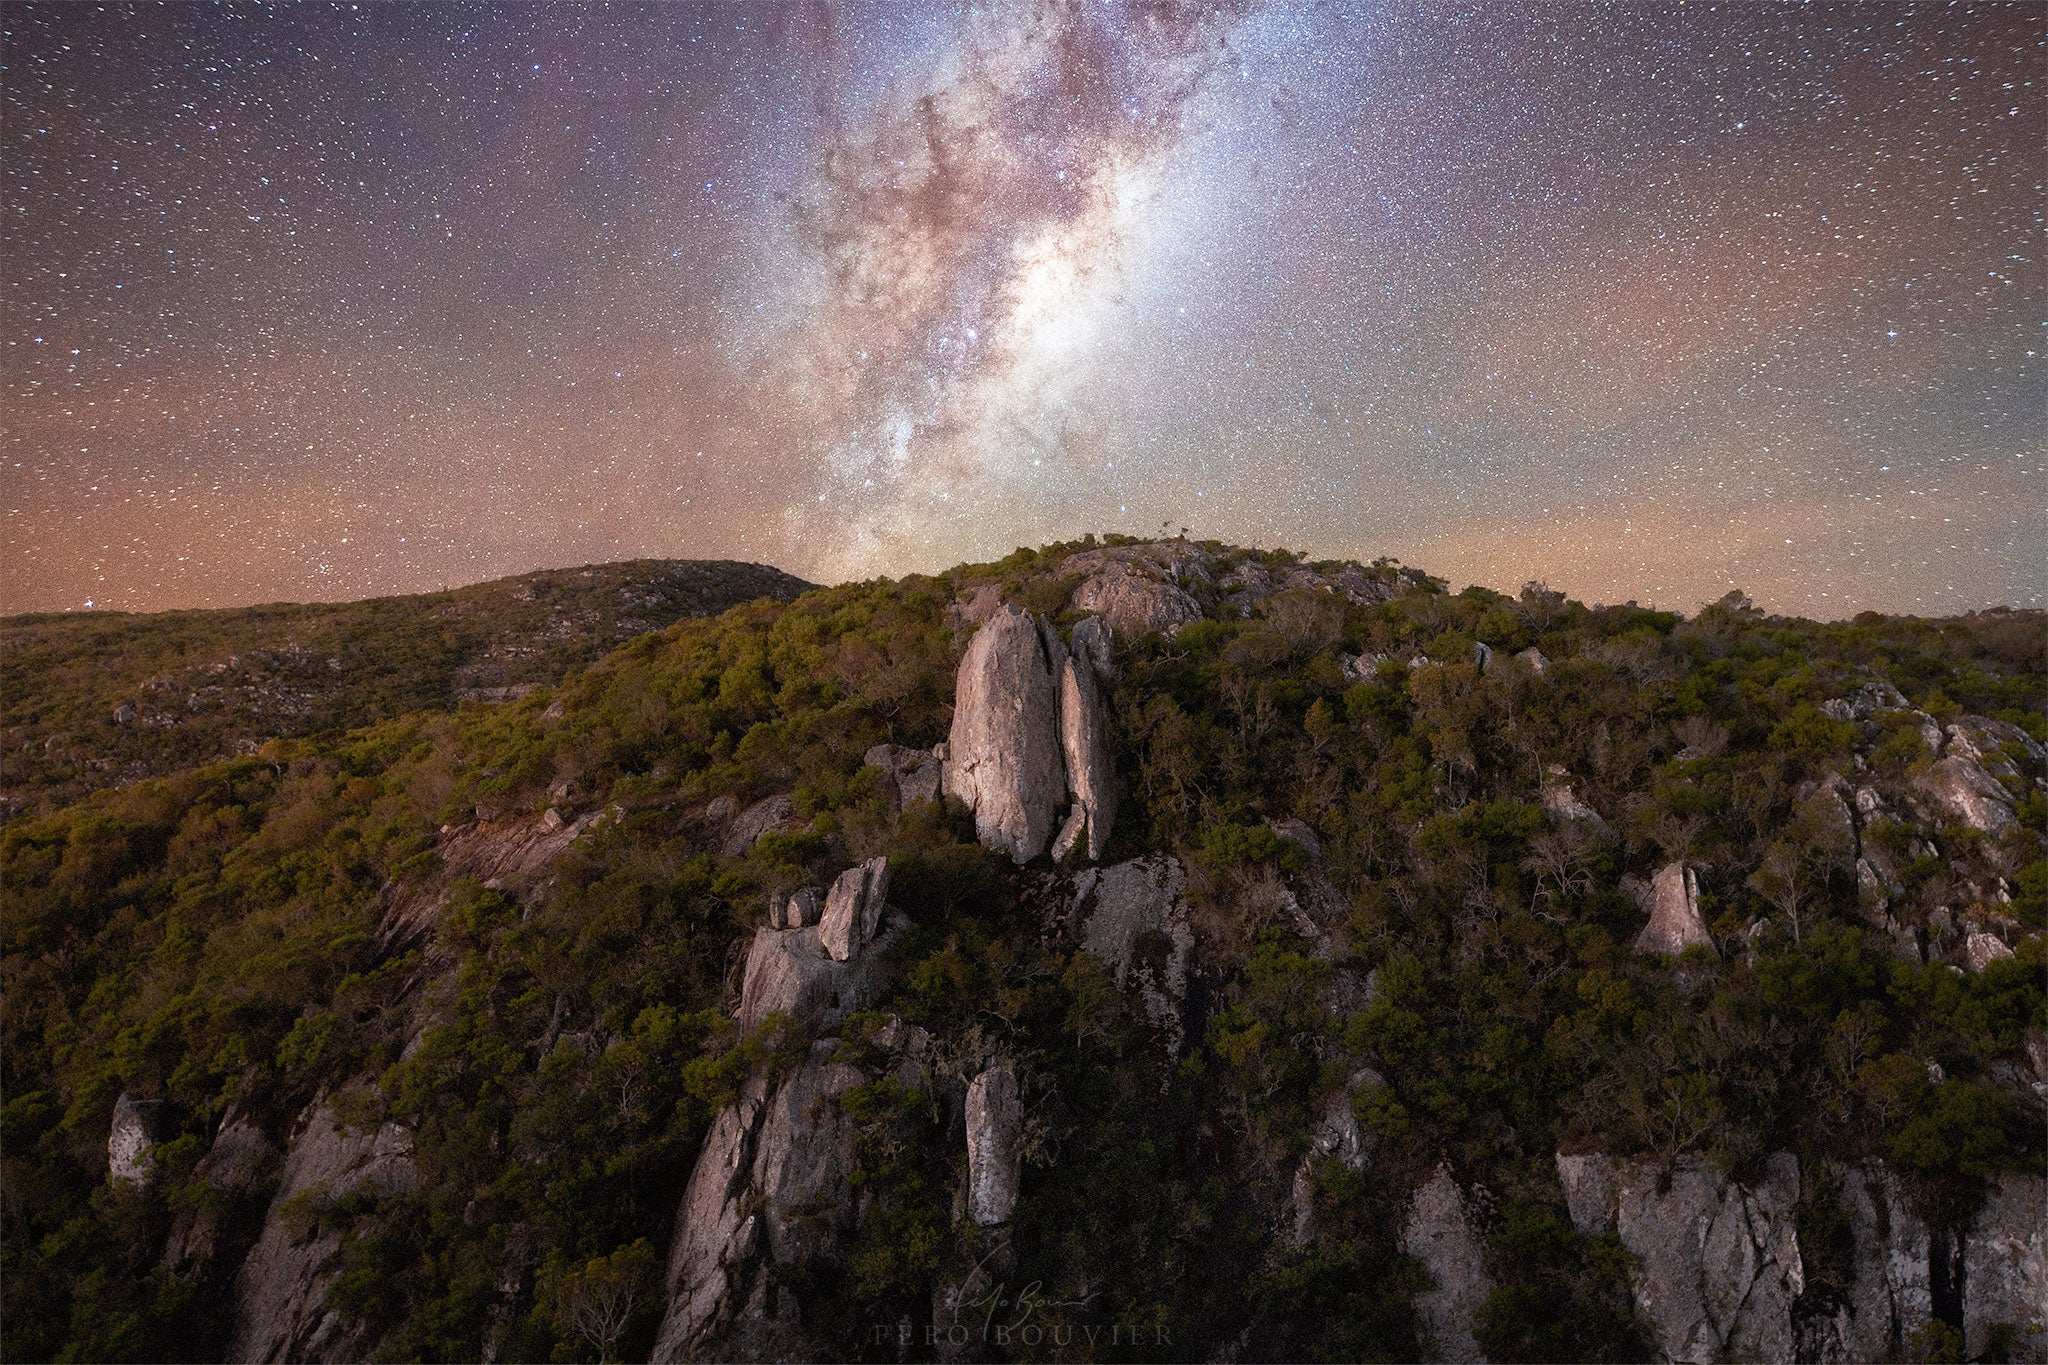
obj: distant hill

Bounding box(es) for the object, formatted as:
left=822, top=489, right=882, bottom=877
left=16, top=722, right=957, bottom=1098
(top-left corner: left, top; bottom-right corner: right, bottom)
left=0, top=559, right=812, bottom=817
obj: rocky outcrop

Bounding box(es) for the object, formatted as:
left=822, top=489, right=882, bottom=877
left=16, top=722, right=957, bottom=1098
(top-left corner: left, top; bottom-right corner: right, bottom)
left=1072, top=855, right=1196, bottom=1054
left=1064, top=545, right=1204, bottom=638
left=1964, top=1172, right=2048, bottom=1360
left=651, top=1042, right=866, bottom=1363
left=864, top=743, right=943, bottom=807
left=819, top=856, right=890, bottom=963
left=739, top=865, right=894, bottom=1030
left=165, top=1112, right=279, bottom=1274
left=228, top=1098, right=416, bottom=1363
left=965, top=1065, right=1022, bottom=1226
left=1634, top=862, right=1713, bottom=956
left=108, top=1091, right=165, bottom=1185
left=1401, top=1166, right=1490, bottom=1363
left=1559, top=1151, right=1802, bottom=1364
left=1917, top=754, right=2019, bottom=835
left=1541, top=768, right=1610, bottom=833
left=944, top=607, right=1068, bottom=863
left=1290, top=1072, right=1376, bottom=1245
left=1966, top=930, right=2017, bottom=971
left=1054, top=617, right=1115, bottom=862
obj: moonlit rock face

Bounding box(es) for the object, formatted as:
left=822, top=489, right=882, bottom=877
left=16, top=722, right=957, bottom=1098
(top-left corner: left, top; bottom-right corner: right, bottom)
left=944, top=607, right=1067, bottom=863
left=965, top=1065, right=1023, bottom=1226
left=1635, top=862, right=1712, bottom=956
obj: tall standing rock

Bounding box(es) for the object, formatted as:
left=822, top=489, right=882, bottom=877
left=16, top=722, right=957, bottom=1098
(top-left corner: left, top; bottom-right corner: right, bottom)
left=944, top=606, right=1067, bottom=863
left=1055, top=616, right=1116, bottom=862
left=965, top=1065, right=1023, bottom=1226
left=1635, top=862, right=1714, bottom=956
left=818, top=857, right=890, bottom=963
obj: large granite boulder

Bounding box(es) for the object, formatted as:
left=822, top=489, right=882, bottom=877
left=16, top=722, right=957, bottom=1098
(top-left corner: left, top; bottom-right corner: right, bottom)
left=965, top=1065, right=1023, bottom=1226
left=944, top=607, right=1068, bottom=863
left=1635, top=862, right=1713, bottom=956
left=1915, top=753, right=2018, bottom=835
left=1401, top=1166, right=1490, bottom=1364
left=1053, top=616, right=1116, bottom=863
left=1072, top=855, right=1196, bottom=1054
left=738, top=868, right=894, bottom=1030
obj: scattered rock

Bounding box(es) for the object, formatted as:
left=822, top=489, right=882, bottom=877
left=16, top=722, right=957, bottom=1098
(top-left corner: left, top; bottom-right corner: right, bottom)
left=767, top=886, right=821, bottom=931
left=944, top=607, right=1068, bottom=863
left=1472, top=641, right=1494, bottom=674
left=1401, top=1166, right=1490, bottom=1363
left=863, top=743, right=943, bottom=807
left=965, top=1065, right=1022, bottom=1226
left=1072, top=855, right=1196, bottom=1054
left=818, top=857, right=890, bottom=963
left=1541, top=769, right=1611, bottom=833
left=1966, top=930, right=2015, bottom=972
left=111, top=701, right=136, bottom=725
left=109, top=1092, right=165, bottom=1186
left=1915, top=754, right=2018, bottom=835
left=1269, top=817, right=1323, bottom=861
left=1822, top=680, right=1911, bottom=722
left=720, top=793, right=803, bottom=857
left=1634, top=862, right=1713, bottom=956
left=1516, top=647, right=1549, bottom=674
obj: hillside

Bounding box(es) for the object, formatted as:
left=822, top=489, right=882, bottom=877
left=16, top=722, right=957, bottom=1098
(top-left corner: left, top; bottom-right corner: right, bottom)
left=2, top=537, right=2042, bottom=1364
left=0, top=560, right=813, bottom=819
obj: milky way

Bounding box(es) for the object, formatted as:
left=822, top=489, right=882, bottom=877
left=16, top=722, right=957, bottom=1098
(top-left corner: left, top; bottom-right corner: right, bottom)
left=4, top=2, right=2041, bottom=617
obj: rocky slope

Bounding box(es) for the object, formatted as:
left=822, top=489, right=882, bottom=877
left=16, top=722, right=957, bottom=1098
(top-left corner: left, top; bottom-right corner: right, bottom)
left=0, top=558, right=811, bottom=818
left=4, top=537, right=2043, bottom=1363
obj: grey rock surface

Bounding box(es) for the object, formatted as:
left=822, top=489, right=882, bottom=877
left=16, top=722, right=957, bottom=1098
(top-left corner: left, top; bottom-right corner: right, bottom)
left=1063, top=547, right=1204, bottom=638
left=944, top=606, right=1068, bottom=863
left=165, top=1112, right=280, bottom=1272
left=1073, top=855, right=1196, bottom=1053
left=1586, top=1152, right=1804, bottom=1364
left=228, top=1097, right=416, bottom=1363
left=651, top=1042, right=866, bottom=1363
left=1964, top=1172, right=2048, bottom=1361
left=1808, top=1163, right=1931, bottom=1364
left=965, top=1065, right=1023, bottom=1226
left=1915, top=753, right=2018, bottom=835
left=1635, top=862, right=1713, bottom=956
left=1401, top=1166, right=1490, bottom=1364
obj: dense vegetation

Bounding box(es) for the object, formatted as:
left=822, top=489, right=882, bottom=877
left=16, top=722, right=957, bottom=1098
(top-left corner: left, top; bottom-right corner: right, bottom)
left=2, top=538, right=2041, bottom=1363
left=0, top=559, right=811, bottom=819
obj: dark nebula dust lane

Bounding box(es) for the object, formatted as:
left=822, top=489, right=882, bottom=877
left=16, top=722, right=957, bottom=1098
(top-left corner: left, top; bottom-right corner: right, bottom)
left=4, top=2, right=2041, bottom=617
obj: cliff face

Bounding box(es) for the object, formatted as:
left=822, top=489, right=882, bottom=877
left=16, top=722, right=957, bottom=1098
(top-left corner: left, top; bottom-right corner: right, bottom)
left=9, top=540, right=2044, bottom=1364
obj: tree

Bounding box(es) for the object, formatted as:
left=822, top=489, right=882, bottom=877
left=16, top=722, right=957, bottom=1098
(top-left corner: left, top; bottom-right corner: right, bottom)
left=544, top=1239, right=658, bottom=1363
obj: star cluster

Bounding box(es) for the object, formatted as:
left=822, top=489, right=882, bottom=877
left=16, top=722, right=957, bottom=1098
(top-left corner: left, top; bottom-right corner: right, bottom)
left=4, top=1, right=2040, bottom=617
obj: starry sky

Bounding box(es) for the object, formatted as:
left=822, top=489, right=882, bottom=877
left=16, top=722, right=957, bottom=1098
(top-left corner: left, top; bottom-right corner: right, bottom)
left=4, top=1, right=2042, bottom=619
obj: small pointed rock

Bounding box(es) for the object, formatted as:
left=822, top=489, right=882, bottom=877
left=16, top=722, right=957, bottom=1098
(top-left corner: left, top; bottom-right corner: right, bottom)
left=1635, top=862, right=1713, bottom=956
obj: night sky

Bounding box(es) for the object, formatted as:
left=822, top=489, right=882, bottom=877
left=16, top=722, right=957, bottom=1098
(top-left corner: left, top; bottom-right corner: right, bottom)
left=4, top=2, right=2041, bottom=618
